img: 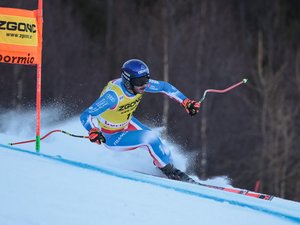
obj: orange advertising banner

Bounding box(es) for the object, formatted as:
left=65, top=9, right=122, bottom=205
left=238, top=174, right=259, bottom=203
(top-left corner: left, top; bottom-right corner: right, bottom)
left=0, top=7, right=41, bottom=65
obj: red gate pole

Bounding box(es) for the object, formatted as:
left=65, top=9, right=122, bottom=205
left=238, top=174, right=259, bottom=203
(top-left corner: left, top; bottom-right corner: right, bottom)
left=36, top=0, right=43, bottom=152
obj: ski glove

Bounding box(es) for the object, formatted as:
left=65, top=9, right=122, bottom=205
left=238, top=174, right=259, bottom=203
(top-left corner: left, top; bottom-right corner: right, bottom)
left=88, top=127, right=106, bottom=145
left=181, top=98, right=201, bottom=116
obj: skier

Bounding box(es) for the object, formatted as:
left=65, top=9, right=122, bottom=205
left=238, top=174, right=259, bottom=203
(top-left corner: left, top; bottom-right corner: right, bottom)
left=80, top=59, right=200, bottom=182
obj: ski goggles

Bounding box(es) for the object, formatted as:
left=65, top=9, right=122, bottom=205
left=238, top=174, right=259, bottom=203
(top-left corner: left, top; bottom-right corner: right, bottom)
left=131, top=76, right=150, bottom=86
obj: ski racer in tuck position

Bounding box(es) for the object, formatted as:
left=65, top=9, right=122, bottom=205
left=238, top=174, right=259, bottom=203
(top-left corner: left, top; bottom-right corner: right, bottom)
left=80, top=59, right=200, bottom=182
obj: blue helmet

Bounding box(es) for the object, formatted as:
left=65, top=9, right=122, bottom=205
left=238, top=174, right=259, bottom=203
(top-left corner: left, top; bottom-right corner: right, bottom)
left=121, top=59, right=150, bottom=89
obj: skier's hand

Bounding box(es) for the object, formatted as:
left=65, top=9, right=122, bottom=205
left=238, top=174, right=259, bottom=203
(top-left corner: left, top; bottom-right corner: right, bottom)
left=181, top=98, right=201, bottom=116
left=88, top=127, right=106, bottom=144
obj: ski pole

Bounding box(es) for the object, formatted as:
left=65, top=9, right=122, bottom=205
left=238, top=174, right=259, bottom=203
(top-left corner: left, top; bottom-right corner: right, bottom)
left=8, top=130, right=88, bottom=146
left=199, top=78, right=248, bottom=103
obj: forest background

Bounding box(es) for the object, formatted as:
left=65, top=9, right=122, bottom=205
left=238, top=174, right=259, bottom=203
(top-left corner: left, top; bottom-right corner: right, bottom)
left=0, top=0, right=299, bottom=201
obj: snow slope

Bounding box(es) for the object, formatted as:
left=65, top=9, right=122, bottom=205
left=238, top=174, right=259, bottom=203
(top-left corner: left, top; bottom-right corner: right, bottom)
left=0, top=110, right=300, bottom=225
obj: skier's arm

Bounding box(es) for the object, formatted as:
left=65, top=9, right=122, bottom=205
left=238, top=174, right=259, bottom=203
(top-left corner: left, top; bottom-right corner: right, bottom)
left=145, top=79, right=187, bottom=103
left=145, top=79, right=200, bottom=116
left=80, top=91, right=118, bottom=131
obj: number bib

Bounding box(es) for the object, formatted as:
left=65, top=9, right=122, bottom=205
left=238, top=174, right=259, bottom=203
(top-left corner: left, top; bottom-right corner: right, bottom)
left=97, top=80, right=143, bottom=132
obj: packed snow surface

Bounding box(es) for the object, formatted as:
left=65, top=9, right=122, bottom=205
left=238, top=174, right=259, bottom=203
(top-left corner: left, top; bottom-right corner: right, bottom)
left=0, top=109, right=299, bottom=225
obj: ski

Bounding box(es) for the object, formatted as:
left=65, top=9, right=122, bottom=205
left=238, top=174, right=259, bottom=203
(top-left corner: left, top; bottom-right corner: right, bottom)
left=135, top=170, right=274, bottom=201
left=195, top=182, right=273, bottom=200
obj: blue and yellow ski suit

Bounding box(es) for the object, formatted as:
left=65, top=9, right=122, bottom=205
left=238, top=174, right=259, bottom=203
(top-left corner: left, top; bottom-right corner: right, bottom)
left=80, top=78, right=187, bottom=168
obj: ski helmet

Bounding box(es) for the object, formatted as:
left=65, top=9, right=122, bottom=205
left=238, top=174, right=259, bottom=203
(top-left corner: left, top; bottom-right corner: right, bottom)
left=121, top=59, right=150, bottom=90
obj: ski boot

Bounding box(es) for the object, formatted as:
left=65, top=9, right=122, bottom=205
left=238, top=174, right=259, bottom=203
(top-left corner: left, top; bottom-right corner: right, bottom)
left=160, top=164, right=196, bottom=184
